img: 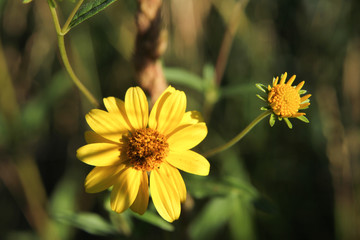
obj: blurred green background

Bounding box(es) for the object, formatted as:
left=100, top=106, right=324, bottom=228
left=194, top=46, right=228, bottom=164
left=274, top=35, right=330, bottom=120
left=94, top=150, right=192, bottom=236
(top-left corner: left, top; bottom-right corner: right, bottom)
left=1, top=0, right=359, bottom=239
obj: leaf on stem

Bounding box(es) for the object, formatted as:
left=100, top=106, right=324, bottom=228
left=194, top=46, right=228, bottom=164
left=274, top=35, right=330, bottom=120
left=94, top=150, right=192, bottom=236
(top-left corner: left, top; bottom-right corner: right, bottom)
left=69, top=0, right=118, bottom=29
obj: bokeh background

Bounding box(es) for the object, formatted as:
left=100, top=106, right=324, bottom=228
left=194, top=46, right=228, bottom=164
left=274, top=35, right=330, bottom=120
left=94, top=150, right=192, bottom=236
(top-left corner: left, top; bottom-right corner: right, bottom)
left=1, top=0, right=359, bottom=239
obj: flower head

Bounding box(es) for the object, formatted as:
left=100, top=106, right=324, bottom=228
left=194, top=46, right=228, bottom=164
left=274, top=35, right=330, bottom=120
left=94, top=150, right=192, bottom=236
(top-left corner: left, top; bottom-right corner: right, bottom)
left=77, top=86, right=209, bottom=222
left=256, top=72, right=311, bottom=128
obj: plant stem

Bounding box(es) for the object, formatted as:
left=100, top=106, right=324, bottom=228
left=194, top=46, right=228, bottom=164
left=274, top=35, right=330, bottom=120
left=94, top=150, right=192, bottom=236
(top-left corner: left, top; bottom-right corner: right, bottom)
left=204, top=110, right=271, bottom=158
left=62, top=0, right=84, bottom=34
left=48, top=1, right=99, bottom=107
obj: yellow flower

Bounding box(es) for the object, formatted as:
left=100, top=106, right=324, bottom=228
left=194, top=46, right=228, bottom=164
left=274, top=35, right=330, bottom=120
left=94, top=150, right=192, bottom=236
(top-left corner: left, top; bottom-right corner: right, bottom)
left=76, top=86, right=210, bottom=222
left=256, top=72, right=311, bottom=128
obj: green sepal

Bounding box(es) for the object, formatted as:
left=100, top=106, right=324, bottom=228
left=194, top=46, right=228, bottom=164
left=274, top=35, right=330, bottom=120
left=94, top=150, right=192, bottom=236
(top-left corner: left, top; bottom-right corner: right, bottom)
left=299, top=89, right=307, bottom=95
left=256, top=94, right=267, bottom=102
left=296, top=115, right=309, bottom=123
left=269, top=114, right=276, bottom=127
left=23, top=0, right=33, bottom=4
left=260, top=107, right=269, bottom=111
left=255, top=83, right=267, bottom=93
left=299, top=106, right=309, bottom=110
left=284, top=118, right=293, bottom=129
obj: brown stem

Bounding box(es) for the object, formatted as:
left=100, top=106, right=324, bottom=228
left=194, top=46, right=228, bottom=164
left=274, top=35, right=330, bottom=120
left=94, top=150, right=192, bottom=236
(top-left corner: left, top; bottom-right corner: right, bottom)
left=134, top=0, right=168, bottom=102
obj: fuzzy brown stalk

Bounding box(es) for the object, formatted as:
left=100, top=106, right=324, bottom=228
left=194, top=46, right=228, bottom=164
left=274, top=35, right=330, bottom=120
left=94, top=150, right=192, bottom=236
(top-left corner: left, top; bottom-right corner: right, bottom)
left=134, top=0, right=168, bottom=102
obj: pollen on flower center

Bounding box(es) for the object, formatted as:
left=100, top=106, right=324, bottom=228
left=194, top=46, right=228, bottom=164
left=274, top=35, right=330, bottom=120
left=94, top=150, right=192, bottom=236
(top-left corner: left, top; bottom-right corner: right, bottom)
left=268, top=84, right=301, bottom=118
left=126, top=128, right=169, bottom=171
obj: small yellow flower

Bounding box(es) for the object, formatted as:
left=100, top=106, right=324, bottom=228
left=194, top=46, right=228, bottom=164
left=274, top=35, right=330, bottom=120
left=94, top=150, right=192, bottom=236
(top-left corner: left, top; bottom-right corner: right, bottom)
left=77, top=86, right=210, bottom=222
left=256, top=72, right=311, bottom=128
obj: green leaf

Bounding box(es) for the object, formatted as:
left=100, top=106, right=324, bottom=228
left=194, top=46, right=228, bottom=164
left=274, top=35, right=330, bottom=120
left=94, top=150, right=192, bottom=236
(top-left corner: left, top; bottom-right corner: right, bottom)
left=269, top=113, right=276, bottom=127
left=69, top=0, right=118, bottom=29
left=284, top=118, right=293, bottom=129
left=189, top=197, right=232, bottom=240
left=23, top=0, right=33, bottom=3
left=229, top=197, right=256, bottom=240
left=297, top=115, right=309, bottom=123
left=164, top=67, right=204, bottom=92
left=19, top=71, right=72, bottom=137
left=130, top=210, right=174, bottom=232
left=203, top=64, right=215, bottom=82
left=220, top=84, right=256, bottom=98
left=54, top=212, right=119, bottom=236
left=186, top=175, right=257, bottom=199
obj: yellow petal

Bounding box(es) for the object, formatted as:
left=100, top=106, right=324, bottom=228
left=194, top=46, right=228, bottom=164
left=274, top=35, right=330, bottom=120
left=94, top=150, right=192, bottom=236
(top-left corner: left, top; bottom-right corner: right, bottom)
left=110, top=167, right=142, bottom=213
left=155, top=90, right=186, bottom=135
left=179, top=111, right=204, bottom=125
left=149, top=86, right=175, bottom=129
left=77, top=143, right=125, bottom=166
left=125, top=87, right=149, bottom=129
left=85, top=165, right=125, bottom=193
left=279, top=72, right=287, bottom=84
left=86, top=109, right=128, bottom=142
left=167, top=122, right=207, bottom=151
left=166, top=150, right=210, bottom=176
left=84, top=131, right=115, bottom=144
left=295, top=81, right=305, bottom=91
left=286, top=75, right=296, bottom=86
left=130, top=171, right=149, bottom=215
left=103, top=97, right=133, bottom=131
left=165, top=163, right=186, bottom=203
left=150, top=163, right=181, bottom=222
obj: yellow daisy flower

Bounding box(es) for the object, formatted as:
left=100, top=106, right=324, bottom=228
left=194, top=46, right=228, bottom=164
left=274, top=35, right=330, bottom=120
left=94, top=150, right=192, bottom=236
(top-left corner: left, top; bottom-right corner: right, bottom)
left=77, top=86, right=210, bottom=222
left=256, top=72, right=311, bottom=128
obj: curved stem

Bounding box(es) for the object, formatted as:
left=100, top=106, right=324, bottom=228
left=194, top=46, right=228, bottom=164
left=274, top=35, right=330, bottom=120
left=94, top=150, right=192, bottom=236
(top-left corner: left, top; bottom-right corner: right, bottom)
left=204, top=110, right=271, bottom=158
left=48, top=1, right=99, bottom=107
left=62, top=0, right=84, bottom=34
left=57, top=36, right=99, bottom=107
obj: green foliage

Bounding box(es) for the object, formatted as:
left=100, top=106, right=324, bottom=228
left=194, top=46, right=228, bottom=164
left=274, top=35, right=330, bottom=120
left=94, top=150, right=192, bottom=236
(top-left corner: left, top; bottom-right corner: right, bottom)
left=69, top=0, right=118, bottom=29
left=165, top=67, right=204, bottom=92
left=54, top=212, right=119, bottom=236
left=130, top=210, right=175, bottom=231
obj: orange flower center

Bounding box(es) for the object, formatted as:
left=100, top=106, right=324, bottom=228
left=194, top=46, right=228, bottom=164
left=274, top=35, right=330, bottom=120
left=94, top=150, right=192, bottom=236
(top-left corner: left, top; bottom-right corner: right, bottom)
left=126, top=128, right=169, bottom=171
left=268, top=84, right=301, bottom=118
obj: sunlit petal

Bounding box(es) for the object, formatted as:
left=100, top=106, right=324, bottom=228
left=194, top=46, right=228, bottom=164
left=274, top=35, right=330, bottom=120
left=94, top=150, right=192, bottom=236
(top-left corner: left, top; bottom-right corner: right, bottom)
left=125, top=87, right=148, bottom=129
left=85, top=165, right=126, bottom=193
left=150, top=163, right=181, bottom=222
left=167, top=122, right=207, bottom=151
left=110, top=167, right=142, bottom=213
left=86, top=109, right=127, bottom=142
left=103, top=97, right=133, bottom=131
left=77, top=143, right=125, bottom=166
left=130, top=171, right=149, bottom=215
left=155, top=91, right=186, bottom=135
left=149, top=86, right=175, bottom=129
left=166, top=150, right=210, bottom=176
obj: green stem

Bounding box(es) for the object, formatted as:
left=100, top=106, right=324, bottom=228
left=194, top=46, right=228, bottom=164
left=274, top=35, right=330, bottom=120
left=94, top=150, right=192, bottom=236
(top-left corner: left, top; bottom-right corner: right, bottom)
left=204, top=110, right=271, bottom=158
left=62, top=0, right=84, bottom=34
left=48, top=1, right=99, bottom=107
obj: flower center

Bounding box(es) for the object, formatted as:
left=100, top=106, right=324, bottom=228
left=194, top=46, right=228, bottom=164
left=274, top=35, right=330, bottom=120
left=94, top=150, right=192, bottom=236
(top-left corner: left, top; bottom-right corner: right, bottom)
left=126, top=128, right=169, bottom=171
left=268, top=84, right=301, bottom=117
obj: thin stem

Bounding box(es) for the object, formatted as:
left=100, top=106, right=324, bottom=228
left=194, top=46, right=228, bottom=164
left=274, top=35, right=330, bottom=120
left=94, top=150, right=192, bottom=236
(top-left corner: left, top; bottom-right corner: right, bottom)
left=48, top=1, right=99, bottom=107
left=62, top=0, right=84, bottom=34
left=204, top=110, right=271, bottom=158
